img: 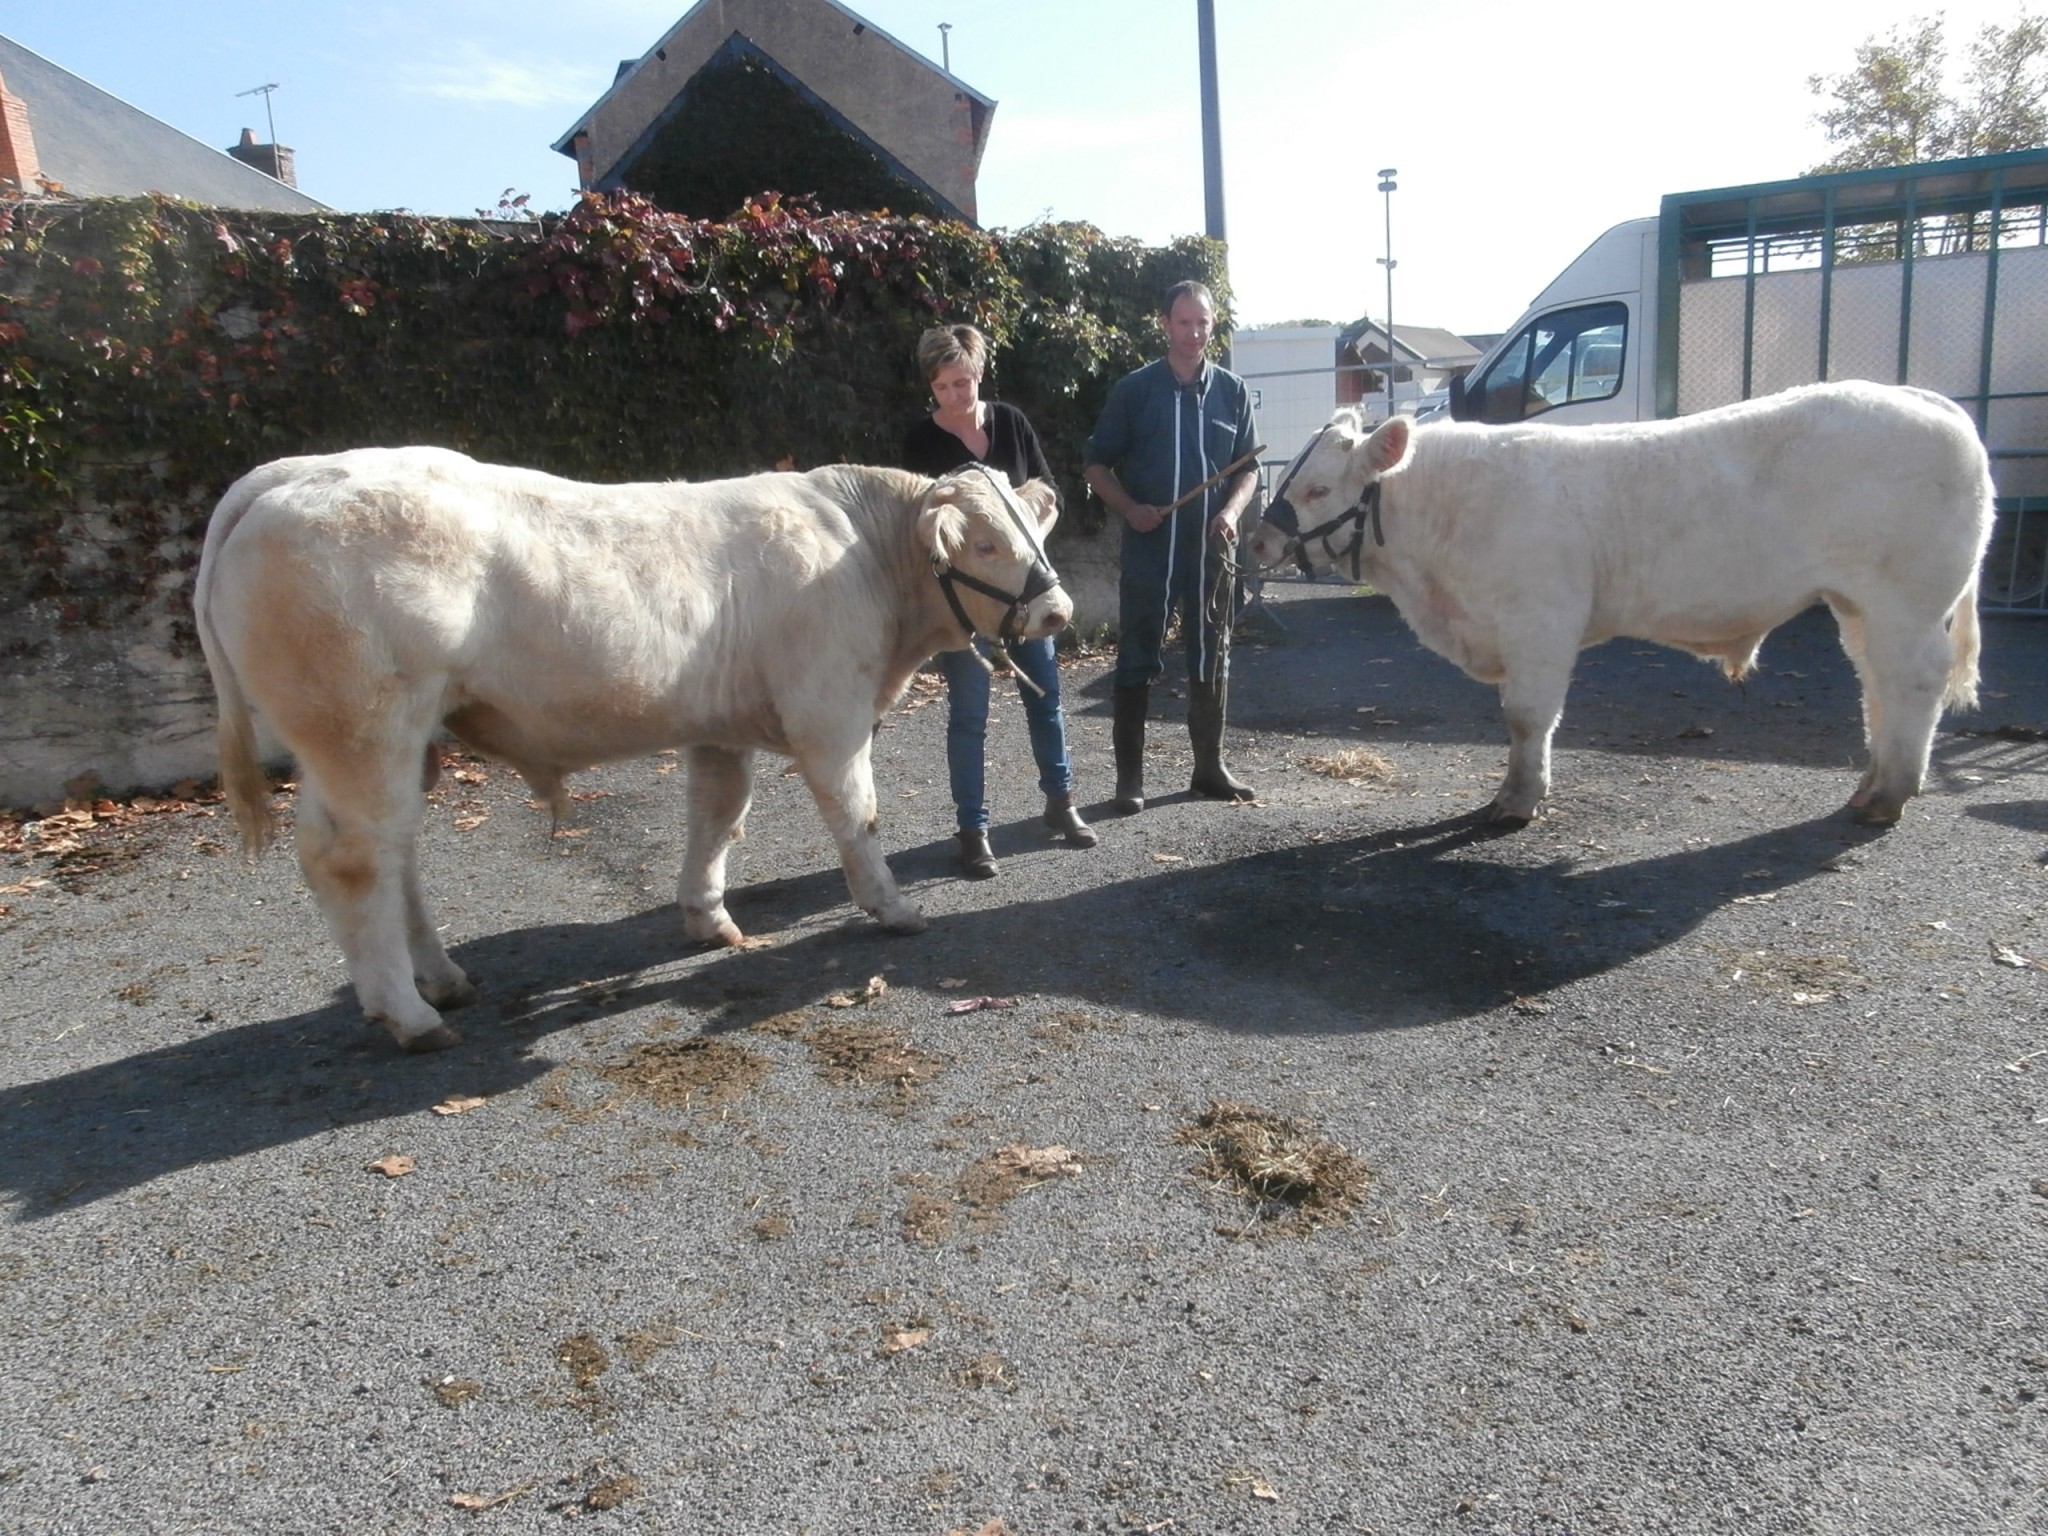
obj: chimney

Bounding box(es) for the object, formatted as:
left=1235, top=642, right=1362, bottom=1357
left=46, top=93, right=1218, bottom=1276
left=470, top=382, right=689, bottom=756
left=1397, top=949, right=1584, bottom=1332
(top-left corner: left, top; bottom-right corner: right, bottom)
left=0, top=70, right=43, bottom=192
left=226, top=125, right=297, bottom=188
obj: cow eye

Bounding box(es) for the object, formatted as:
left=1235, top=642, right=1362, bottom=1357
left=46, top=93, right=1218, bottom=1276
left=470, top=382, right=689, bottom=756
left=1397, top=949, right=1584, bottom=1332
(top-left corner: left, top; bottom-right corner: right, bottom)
left=1303, top=485, right=1330, bottom=502
left=973, top=539, right=998, bottom=558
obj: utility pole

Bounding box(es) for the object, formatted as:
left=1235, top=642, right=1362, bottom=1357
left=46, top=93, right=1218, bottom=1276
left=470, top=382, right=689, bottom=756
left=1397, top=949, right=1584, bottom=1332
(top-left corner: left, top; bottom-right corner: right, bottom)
left=1197, top=0, right=1225, bottom=242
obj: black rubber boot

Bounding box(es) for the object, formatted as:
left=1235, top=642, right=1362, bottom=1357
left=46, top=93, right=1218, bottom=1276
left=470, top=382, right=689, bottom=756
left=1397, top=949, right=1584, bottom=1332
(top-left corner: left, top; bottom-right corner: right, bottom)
left=1044, top=792, right=1098, bottom=847
left=1112, top=684, right=1149, bottom=815
left=956, top=828, right=998, bottom=878
left=1187, top=677, right=1253, bottom=801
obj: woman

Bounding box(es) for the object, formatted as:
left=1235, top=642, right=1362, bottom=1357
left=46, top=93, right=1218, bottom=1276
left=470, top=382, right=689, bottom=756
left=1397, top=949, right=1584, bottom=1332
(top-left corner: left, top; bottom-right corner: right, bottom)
left=901, top=323, right=1095, bottom=878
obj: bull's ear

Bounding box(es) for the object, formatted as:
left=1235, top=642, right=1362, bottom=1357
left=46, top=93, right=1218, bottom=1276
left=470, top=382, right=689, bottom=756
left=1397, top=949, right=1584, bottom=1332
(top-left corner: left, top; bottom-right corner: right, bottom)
left=1016, top=477, right=1060, bottom=536
left=918, top=488, right=967, bottom=564
left=1365, top=414, right=1414, bottom=476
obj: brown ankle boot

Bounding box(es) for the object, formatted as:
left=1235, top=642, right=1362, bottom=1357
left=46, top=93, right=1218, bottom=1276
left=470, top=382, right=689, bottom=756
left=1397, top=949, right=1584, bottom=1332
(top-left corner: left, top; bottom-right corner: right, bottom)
left=1044, top=792, right=1097, bottom=847
left=956, top=828, right=998, bottom=878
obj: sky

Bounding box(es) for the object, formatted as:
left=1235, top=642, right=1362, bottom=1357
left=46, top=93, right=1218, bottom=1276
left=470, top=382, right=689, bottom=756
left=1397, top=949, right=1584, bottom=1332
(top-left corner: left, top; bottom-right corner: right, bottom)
left=2, top=0, right=2040, bottom=336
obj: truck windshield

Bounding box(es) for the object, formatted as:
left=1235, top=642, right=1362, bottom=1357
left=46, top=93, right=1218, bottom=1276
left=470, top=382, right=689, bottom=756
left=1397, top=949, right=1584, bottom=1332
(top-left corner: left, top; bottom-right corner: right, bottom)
left=1467, top=301, right=1628, bottom=422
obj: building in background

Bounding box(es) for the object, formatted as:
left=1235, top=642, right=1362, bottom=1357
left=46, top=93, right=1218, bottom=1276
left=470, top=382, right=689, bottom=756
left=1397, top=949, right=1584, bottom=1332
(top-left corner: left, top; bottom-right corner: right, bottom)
left=1338, top=321, right=1483, bottom=418
left=554, top=0, right=994, bottom=222
left=0, top=33, right=326, bottom=212
left=1234, top=321, right=1487, bottom=475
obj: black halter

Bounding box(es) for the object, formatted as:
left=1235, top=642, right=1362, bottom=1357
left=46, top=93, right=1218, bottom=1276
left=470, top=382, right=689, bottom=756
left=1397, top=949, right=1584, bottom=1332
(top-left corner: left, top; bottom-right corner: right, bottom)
left=931, top=465, right=1061, bottom=644
left=1263, top=423, right=1386, bottom=582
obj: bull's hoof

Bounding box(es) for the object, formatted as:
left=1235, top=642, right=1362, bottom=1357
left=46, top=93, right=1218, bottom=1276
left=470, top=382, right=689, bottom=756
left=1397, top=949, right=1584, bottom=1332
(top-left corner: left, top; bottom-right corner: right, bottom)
left=384, top=1019, right=462, bottom=1053
left=683, top=905, right=744, bottom=946
left=1849, top=799, right=1905, bottom=826
left=873, top=905, right=929, bottom=935
left=420, top=975, right=480, bottom=1012
left=1486, top=802, right=1536, bottom=829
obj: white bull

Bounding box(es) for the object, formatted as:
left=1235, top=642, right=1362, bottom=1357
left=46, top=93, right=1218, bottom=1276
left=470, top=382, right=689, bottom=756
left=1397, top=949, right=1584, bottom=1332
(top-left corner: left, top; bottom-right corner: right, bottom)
left=195, top=449, right=1070, bottom=1051
left=1249, top=381, right=1992, bottom=826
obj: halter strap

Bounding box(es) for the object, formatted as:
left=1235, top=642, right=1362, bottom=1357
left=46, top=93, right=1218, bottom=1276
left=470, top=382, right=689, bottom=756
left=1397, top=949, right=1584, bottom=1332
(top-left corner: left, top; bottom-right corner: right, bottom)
left=1264, top=422, right=1385, bottom=581
left=930, top=465, right=1061, bottom=644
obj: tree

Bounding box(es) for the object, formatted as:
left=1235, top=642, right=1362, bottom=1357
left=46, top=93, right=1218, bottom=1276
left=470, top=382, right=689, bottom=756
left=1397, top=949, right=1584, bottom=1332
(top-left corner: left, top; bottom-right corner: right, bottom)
left=1953, top=12, right=2048, bottom=153
left=1809, top=10, right=2048, bottom=172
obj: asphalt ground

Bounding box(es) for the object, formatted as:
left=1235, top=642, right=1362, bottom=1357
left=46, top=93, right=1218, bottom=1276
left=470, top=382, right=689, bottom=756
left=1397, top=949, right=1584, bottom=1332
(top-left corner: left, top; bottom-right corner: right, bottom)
left=1, top=581, right=2045, bottom=1536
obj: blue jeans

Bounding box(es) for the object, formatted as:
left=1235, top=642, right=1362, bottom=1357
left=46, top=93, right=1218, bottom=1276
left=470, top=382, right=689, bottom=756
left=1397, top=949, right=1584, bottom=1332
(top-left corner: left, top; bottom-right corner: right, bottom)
left=938, top=637, right=1073, bottom=832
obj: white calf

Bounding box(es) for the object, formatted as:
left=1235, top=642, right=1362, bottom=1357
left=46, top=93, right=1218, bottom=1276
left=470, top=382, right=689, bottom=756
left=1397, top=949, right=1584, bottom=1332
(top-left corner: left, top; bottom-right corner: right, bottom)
left=196, top=450, right=1069, bottom=1050
left=1250, top=381, right=1991, bottom=825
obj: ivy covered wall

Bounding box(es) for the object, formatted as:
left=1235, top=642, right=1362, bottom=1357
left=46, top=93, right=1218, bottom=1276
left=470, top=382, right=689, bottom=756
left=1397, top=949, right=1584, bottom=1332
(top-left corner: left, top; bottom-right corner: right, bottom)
left=0, top=191, right=1229, bottom=807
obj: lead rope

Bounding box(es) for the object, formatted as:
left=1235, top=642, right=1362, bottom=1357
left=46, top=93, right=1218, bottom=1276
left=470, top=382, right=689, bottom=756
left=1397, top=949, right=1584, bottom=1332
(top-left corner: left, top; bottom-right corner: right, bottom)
left=1205, top=530, right=1241, bottom=710
left=955, top=637, right=1047, bottom=700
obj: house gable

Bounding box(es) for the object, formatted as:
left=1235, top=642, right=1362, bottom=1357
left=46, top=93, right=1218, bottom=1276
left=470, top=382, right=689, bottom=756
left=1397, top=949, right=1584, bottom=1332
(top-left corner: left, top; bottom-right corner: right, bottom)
left=601, top=34, right=948, bottom=219
left=555, top=0, right=993, bottom=223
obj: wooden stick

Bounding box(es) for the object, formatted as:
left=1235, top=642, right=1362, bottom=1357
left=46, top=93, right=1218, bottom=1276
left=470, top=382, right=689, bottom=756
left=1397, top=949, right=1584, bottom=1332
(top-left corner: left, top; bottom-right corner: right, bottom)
left=1161, top=444, right=1266, bottom=515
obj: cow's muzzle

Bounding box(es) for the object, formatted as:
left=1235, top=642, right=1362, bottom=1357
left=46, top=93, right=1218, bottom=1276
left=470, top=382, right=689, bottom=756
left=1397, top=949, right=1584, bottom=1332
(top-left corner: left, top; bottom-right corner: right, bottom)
left=1262, top=482, right=1383, bottom=583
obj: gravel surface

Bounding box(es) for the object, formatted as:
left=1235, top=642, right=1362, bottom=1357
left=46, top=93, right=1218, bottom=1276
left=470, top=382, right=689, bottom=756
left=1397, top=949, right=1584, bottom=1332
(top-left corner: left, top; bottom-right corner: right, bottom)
left=2, top=582, right=2045, bottom=1536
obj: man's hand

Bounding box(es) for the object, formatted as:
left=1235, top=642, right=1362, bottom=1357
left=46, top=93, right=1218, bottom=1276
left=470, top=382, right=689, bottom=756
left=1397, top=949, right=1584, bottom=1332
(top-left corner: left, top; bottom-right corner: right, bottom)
left=1208, top=509, right=1237, bottom=543
left=1125, top=503, right=1167, bottom=534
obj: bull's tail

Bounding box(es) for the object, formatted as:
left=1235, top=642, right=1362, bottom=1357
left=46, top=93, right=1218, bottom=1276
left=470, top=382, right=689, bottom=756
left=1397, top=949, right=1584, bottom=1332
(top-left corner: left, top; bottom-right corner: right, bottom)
left=1944, top=570, right=1983, bottom=714
left=194, top=469, right=282, bottom=856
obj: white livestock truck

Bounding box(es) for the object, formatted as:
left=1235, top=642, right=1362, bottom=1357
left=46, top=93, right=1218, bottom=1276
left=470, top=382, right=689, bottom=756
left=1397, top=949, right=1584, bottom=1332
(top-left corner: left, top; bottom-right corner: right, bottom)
left=1447, top=149, right=2048, bottom=609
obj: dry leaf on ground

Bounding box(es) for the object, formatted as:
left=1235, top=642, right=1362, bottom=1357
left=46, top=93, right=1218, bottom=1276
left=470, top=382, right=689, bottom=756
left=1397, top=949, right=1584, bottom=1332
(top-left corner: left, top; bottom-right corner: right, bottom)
left=431, top=1095, right=486, bottom=1117
left=826, top=975, right=888, bottom=1007
left=987, top=1144, right=1082, bottom=1181
left=945, top=995, right=1018, bottom=1014
left=880, top=1324, right=930, bottom=1355
left=449, top=1484, right=531, bottom=1512
left=366, top=1154, right=415, bottom=1178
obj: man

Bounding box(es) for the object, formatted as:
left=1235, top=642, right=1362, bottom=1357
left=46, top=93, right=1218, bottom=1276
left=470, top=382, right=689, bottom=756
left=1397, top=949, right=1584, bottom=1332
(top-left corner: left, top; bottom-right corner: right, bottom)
left=1084, top=279, right=1259, bottom=814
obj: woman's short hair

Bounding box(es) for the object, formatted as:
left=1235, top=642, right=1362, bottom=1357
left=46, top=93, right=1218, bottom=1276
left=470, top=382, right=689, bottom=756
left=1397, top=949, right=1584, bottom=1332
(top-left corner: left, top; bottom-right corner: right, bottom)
left=917, top=324, right=989, bottom=382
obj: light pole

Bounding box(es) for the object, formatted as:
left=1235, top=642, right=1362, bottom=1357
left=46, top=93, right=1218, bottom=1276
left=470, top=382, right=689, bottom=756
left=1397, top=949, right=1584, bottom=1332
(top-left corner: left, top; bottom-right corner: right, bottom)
left=1376, top=168, right=1398, bottom=414
left=938, top=22, right=952, bottom=73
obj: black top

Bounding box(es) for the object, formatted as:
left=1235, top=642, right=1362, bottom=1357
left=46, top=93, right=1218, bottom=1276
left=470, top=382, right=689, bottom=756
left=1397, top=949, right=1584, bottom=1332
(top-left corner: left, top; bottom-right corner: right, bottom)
left=900, top=400, right=1056, bottom=497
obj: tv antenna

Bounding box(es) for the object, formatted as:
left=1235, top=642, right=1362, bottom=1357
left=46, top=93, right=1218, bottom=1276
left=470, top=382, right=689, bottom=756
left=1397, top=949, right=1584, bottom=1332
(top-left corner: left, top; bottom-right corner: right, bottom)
left=236, top=82, right=281, bottom=143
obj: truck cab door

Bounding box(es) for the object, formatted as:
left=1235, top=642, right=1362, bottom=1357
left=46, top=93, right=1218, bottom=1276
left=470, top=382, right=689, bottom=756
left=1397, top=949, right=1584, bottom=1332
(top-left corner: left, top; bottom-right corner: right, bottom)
left=1454, top=300, right=1632, bottom=425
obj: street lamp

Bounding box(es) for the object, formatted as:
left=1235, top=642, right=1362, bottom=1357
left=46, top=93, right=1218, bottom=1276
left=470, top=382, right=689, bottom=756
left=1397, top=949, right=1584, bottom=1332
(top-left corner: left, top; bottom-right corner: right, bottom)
left=1376, top=168, right=1398, bottom=414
